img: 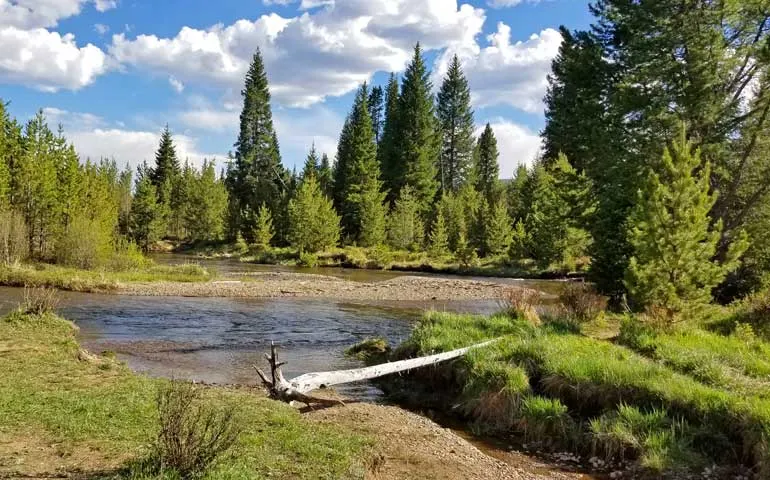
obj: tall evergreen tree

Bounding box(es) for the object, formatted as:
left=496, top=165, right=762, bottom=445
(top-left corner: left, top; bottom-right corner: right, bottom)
left=429, top=208, right=449, bottom=257
left=484, top=198, right=513, bottom=257
left=301, top=143, right=320, bottom=182
left=185, top=160, right=228, bottom=242
left=506, top=164, right=529, bottom=221
left=332, top=115, right=353, bottom=211
left=378, top=73, right=401, bottom=203
left=626, top=128, right=746, bottom=315
left=226, top=49, right=287, bottom=240
left=368, top=85, right=384, bottom=144
left=473, top=123, right=501, bottom=205
left=253, top=203, right=274, bottom=251
left=129, top=175, right=164, bottom=251
left=318, top=153, right=332, bottom=197
left=150, top=125, right=180, bottom=206
left=437, top=54, right=475, bottom=194
left=398, top=44, right=439, bottom=216
left=387, top=186, right=424, bottom=251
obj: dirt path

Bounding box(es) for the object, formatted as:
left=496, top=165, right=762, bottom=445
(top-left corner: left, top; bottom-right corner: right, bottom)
left=306, top=402, right=588, bottom=480
left=116, top=273, right=524, bottom=301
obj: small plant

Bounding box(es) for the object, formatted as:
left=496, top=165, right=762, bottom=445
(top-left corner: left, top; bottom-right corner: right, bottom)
left=20, top=286, right=59, bottom=315
left=499, top=289, right=540, bottom=325
left=517, top=395, right=574, bottom=449
left=155, top=380, right=243, bottom=479
left=559, top=282, right=606, bottom=324
left=345, top=337, right=390, bottom=362
left=298, top=251, right=319, bottom=268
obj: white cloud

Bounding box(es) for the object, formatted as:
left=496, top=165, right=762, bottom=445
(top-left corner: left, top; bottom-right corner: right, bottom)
left=436, top=23, right=562, bottom=113
left=0, top=26, right=108, bottom=91
left=168, top=76, right=185, bottom=93
left=487, top=0, right=540, bottom=8
left=94, top=23, right=109, bottom=35
left=94, top=0, right=117, bottom=12
left=109, top=1, right=485, bottom=107
left=0, top=0, right=115, bottom=29
left=41, top=108, right=223, bottom=171
left=476, top=119, right=541, bottom=177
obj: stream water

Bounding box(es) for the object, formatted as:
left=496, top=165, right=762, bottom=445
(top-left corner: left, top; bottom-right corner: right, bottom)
left=0, top=257, right=564, bottom=398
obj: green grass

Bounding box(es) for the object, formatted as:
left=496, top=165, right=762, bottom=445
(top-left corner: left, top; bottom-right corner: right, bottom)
left=0, top=311, right=372, bottom=479
left=0, top=262, right=212, bottom=292
left=396, top=310, right=770, bottom=476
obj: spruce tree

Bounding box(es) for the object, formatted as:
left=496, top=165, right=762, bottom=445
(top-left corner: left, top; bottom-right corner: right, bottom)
left=524, top=163, right=570, bottom=269
left=338, top=83, right=384, bottom=243
left=253, top=203, right=274, bottom=251
left=378, top=73, right=401, bottom=203
left=368, top=85, right=384, bottom=144
left=429, top=208, right=449, bottom=257
left=318, top=153, right=332, bottom=198
left=358, top=184, right=387, bottom=248
left=129, top=175, right=164, bottom=251
left=437, top=54, right=475, bottom=194
left=506, top=164, right=529, bottom=221
left=398, top=44, right=439, bottom=216
left=288, top=176, right=340, bottom=252
left=626, top=128, right=746, bottom=315
left=150, top=125, right=180, bottom=206
left=332, top=115, right=353, bottom=211
left=301, top=144, right=320, bottom=182
left=474, top=123, right=501, bottom=205
left=387, top=186, right=424, bottom=251
left=484, top=198, right=513, bottom=256
left=226, top=49, right=287, bottom=240
left=185, top=160, right=228, bottom=242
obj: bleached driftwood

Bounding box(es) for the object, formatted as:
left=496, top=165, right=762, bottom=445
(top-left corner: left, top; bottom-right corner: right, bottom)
left=254, top=339, right=499, bottom=407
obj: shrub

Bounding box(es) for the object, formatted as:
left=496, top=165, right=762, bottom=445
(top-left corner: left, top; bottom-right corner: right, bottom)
left=20, top=287, right=59, bottom=315
left=56, top=215, right=113, bottom=269
left=0, top=209, right=28, bottom=265
left=499, top=289, right=540, bottom=325
left=108, top=238, right=150, bottom=271
left=345, top=337, right=390, bottom=362
left=559, top=282, right=606, bottom=324
left=298, top=251, right=319, bottom=268
left=155, top=381, right=242, bottom=479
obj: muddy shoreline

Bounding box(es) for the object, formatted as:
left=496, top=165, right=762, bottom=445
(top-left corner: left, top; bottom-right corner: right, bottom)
left=115, top=272, right=531, bottom=301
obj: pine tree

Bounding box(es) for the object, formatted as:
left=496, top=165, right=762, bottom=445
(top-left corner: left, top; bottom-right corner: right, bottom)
left=332, top=115, right=353, bottom=211
left=338, top=83, right=384, bottom=243
left=226, top=49, right=287, bottom=240
left=318, top=153, right=332, bottom=198
left=368, top=85, right=384, bottom=144
left=129, top=175, right=164, bottom=251
left=358, top=184, right=387, bottom=248
left=253, top=203, right=274, bottom=251
left=288, top=176, right=340, bottom=252
left=484, top=198, right=513, bottom=256
left=387, top=186, right=424, bottom=251
left=437, top=54, right=475, bottom=194
left=429, top=208, right=449, bottom=257
left=378, top=73, right=401, bottom=203
left=524, top=162, right=570, bottom=269
left=185, top=160, right=228, bottom=242
left=506, top=164, right=529, bottom=221
left=301, top=144, right=320, bottom=182
left=150, top=125, right=180, bottom=206
left=626, top=128, right=746, bottom=315
left=398, top=44, right=439, bottom=216
left=474, top=123, right=501, bottom=205
left=508, top=220, right=528, bottom=261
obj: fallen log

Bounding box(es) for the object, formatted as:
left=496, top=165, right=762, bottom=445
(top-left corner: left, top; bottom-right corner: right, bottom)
left=254, top=339, right=500, bottom=407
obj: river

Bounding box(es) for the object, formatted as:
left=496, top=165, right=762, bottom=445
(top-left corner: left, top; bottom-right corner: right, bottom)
left=1, top=257, right=564, bottom=398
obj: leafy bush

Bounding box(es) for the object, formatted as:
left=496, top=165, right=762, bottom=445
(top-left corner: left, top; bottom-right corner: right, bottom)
left=108, top=238, right=150, bottom=271
left=56, top=215, right=114, bottom=269
left=298, top=251, right=319, bottom=268
left=155, top=381, right=242, bottom=479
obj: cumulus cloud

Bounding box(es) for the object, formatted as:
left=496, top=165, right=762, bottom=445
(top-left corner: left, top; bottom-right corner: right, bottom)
left=0, top=0, right=115, bottom=29
left=94, top=0, right=117, bottom=12
left=109, top=0, right=485, bottom=107
left=168, top=76, right=185, bottom=93
left=487, top=0, right=540, bottom=8
left=476, top=119, right=541, bottom=177
left=0, top=26, right=108, bottom=91
left=42, top=107, right=223, bottom=171
left=436, top=23, right=562, bottom=113
left=94, top=23, right=109, bottom=35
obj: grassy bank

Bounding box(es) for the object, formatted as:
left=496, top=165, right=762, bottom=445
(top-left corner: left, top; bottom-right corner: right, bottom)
left=0, top=309, right=373, bottom=478
left=177, top=242, right=586, bottom=279
left=387, top=309, right=768, bottom=478
left=0, top=262, right=213, bottom=292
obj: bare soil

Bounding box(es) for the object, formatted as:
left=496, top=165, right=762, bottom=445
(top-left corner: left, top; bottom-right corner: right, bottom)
left=306, top=402, right=590, bottom=480
left=117, top=273, right=522, bottom=301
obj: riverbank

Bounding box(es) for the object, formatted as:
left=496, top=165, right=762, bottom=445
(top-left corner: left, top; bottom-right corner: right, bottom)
left=0, top=308, right=585, bottom=479
left=117, top=273, right=524, bottom=301
left=381, top=308, right=766, bottom=479
left=173, top=242, right=587, bottom=281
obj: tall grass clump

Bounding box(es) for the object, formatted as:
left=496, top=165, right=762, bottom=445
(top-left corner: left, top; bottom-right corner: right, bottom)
left=154, top=380, right=243, bottom=479
left=498, top=289, right=541, bottom=325
left=20, top=286, right=59, bottom=316
left=517, top=395, right=574, bottom=449
left=558, top=282, right=606, bottom=325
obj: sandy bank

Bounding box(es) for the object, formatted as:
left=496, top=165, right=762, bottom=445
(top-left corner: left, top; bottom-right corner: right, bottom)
left=116, top=272, right=523, bottom=301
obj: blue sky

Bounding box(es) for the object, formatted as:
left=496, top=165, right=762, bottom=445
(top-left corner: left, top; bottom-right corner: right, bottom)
left=0, top=0, right=592, bottom=177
